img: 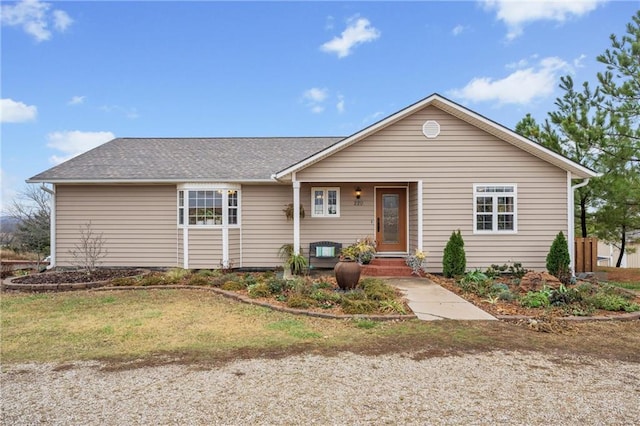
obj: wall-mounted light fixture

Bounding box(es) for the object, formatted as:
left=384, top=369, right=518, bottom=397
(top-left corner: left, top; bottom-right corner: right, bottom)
left=355, top=186, right=362, bottom=199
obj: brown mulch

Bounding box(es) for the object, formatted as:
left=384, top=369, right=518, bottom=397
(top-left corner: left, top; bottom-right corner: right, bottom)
left=10, top=269, right=143, bottom=284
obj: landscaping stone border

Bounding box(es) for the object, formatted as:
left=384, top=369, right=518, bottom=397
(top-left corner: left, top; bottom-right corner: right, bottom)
left=2, top=275, right=112, bottom=292
left=90, top=285, right=417, bottom=321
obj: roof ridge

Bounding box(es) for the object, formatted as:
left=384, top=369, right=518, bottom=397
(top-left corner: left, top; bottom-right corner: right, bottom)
left=117, top=136, right=346, bottom=140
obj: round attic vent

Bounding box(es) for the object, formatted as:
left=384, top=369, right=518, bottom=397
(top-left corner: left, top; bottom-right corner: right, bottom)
left=422, top=120, right=441, bottom=138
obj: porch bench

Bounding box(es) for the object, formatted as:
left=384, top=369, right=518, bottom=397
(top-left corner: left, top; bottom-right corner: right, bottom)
left=308, top=241, right=342, bottom=270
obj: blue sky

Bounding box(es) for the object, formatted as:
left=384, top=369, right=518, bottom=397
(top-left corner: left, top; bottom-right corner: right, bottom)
left=2, top=0, right=639, bottom=212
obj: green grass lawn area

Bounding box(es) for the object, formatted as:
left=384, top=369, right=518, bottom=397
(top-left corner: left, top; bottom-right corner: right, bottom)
left=3, top=288, right=640, bottom=367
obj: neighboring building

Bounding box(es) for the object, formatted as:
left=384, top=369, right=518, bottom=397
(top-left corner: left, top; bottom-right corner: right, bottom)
left=598, top=234, right=640, bottom=268
left=28, top=94, right=597, bottom=273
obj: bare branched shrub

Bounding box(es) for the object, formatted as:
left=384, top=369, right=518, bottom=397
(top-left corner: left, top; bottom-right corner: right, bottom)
left=69, top=222, right=107, bottom=274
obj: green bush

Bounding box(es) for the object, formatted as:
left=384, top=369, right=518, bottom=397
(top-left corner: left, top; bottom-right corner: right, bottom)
left=164, top=268, right=191, bottom=283
left=442, top=230, right=466, bottom=278
left=546, top=232, right=571, bottom=284
left=586, top=293, right=638, bottom=312
left=458, top=270, right=493, bottom=296
left=267, top=277, right=289, bottom=295
left=520, top=290, right=551, bottom=308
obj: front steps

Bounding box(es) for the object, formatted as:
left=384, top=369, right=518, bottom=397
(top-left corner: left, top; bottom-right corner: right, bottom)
left=361, top=257, right=414, bottom=277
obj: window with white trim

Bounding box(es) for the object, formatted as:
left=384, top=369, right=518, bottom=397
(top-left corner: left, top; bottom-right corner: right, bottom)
left=311, top=187, right=340, bottom=217
left=473, top=185, right=517, bottom=233
left=178, top=188, right=240, bottom=226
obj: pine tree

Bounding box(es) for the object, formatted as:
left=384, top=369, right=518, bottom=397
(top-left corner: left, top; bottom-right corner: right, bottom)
left=442, top=230, right=466, bottom=278
left=546, top=232, right=571, bottom=282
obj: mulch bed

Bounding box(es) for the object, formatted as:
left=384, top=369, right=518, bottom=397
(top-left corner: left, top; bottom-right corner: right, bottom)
left=10, top=269, right=143, bottom=284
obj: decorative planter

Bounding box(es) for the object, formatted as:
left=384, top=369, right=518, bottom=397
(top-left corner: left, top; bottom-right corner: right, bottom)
left=334, top=260, right=361, bottom=290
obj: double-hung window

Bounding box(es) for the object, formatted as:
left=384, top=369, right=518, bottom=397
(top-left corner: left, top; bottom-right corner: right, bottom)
left=473, top=184, right=516, bottom=233
left=178, top=185, right=240, bottom=227
left=311, top=187, right=340, bottom=218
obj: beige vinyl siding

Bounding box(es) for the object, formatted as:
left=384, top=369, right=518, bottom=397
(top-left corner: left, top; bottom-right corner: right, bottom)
left=241, top=184, right=292, bottom=267
left=229, top=228, right=241, bottom=268
left=300, top=183, right=379, bottom=251
left=297, top=105, right=568, bottom=271
left=56, top=185, right=178, bottom=268
left=187, top=229, right=223, bottom=269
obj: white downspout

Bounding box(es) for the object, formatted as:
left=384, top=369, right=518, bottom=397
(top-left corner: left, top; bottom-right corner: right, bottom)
left=40, top=184, right=55, bottom=269
left=417, top=180, right=423, bottom=252
left=569, top=175, right=591, bottom=275
left=293, top=175, right=301, bottom=255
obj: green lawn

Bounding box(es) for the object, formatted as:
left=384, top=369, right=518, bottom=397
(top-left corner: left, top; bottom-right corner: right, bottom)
left=2, top=289, right=640, bottom=367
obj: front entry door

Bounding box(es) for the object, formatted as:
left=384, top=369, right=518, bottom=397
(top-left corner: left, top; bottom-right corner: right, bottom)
left=375, top=188, right=407, bottom=252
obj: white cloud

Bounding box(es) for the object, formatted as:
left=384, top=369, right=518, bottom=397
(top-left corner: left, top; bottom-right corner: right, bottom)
left=0, top=0, right=73, bottom=42
left=100, top=104, right=139, bottom=119
left=336, top=94, right=345, bottom=113
left=362, top=111, right=384, bottom=125
left=47, top=130, right=115, bottom=164
left=1, top=98, right=37, bottom=123
left=302, top=87, right=329, bottom=114
left=573, top=54, right=587, bottom=68
left=321, top=16, right=380, bottom=58
left=67, top=95, right=85, bottom=106
left=452, top=24, right=465, bottom=36
left=482, top=0, right=605, bottom=40
left=449, top=56, right=572, bottom=105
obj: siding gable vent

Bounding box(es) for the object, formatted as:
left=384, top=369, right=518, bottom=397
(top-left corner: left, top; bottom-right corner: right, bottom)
left=422, top=120, right=441, bottom=138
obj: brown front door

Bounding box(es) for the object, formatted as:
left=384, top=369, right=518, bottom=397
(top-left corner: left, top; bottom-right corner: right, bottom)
left=375, top=188, right=407, bottom=252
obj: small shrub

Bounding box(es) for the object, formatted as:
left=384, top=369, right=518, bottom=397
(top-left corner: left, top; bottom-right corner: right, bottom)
left=109, top=276, right=138, bottom=287
left=248, top=282, right=271, bottom=298
left=520, top=290, right=551, bottom=308
left=187, top=275, right=210, bottom=286
left=378, top=300, right=407, bottom=315
left=289, top=278, right=314, bottom=297
left=458, top=270, right=493, bottom=296
left=286, top=294, right=312, bottom=309
left=242, top=273, right=258, bottom=287
left=164, top=268, right=190, bottom=283
left=497, top=289, right=516, bottom=302
left=586, top=293, right=635, bottom=311
left=139, top=273, right=167, bottom=286
left=359, top=278, right=397, bottom=301
left=442, top=229, right=466, bottom=278
left=197, top=269, right=218, bottom=277
left=341, top=298, right=378, bottom=314
left=548, top=285, right=582, bottom=306
left=546, top=231, right=571, bottom=284
left=221, top=280, right=244, bottom=291
left=267, top=277, right=289, bottom=295
left=210, top=273, right=239, bottom=287
left=314, top=281, right=334, bottom=290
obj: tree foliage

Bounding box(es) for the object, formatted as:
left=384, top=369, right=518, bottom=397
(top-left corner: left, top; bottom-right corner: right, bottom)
left=442, top=230, right=466, bottom=278
left=516, top=11, right=640, bottom=264
left=7, top=185, right=51, bottom=263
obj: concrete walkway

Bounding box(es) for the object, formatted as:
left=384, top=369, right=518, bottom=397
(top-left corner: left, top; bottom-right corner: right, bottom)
left=390, top=277, right=496, bottom=321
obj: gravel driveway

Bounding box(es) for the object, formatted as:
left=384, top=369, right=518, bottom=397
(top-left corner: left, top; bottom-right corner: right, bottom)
left=2, top=351, right=639, bottom=425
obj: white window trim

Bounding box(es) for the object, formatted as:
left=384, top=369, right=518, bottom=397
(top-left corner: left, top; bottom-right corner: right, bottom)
left=177, top=183, right=241, bottom=228
left=311, top=187, right=341, bottom=218
left=473, top=184, right=517, bottom=234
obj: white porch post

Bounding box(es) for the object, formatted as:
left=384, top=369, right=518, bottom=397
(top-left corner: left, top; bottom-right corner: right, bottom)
left=417, top=180, right=423, bottom=252
left=49, top=184, right=56, bottom=269
left=293, top=179, right=301, bottom=255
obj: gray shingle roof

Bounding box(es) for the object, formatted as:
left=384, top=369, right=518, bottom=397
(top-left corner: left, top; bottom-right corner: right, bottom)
left=28, top=137, right=344, bottom=182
